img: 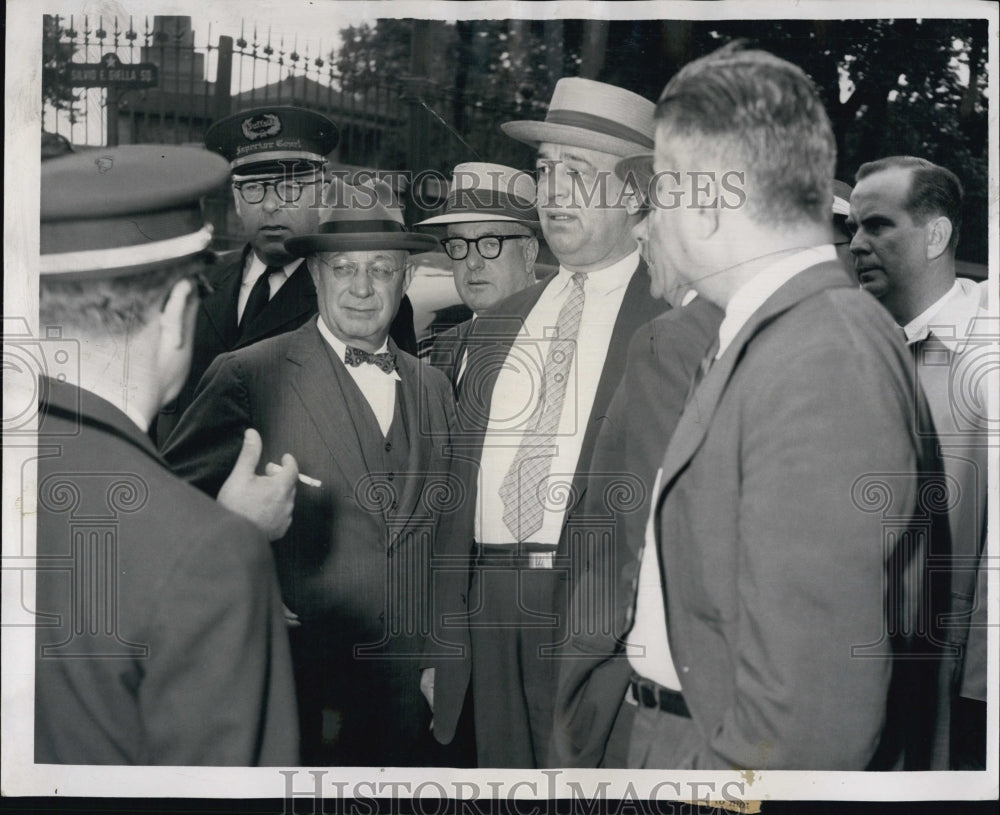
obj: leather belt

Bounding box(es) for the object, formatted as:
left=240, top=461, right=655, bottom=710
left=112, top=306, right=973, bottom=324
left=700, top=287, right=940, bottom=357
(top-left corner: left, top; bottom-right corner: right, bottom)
left=474, top=542, right=558, bottom=570
left=629, top=673, right=691, bottom=718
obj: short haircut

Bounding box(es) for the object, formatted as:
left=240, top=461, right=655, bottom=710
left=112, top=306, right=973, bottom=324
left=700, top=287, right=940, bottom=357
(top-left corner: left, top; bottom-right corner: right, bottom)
left=855, top=156, right=963, bottom=250
left=40, top=254, right=213, bottom=338
left=654, top=42, right=836, bottom=226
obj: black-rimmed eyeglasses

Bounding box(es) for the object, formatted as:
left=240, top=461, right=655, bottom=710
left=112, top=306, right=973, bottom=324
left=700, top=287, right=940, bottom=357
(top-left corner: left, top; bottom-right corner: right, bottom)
left=440, top=234, right=529, bottom=261
left=233, top=178, right=320, bottom=204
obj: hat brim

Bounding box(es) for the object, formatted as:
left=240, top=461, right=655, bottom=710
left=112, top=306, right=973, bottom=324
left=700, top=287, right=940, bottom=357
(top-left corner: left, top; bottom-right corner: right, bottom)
left=614, top=152, right=654, bottom=183
left=285, top=232, right=439, bottom=256
left=502, top=121, right=651, bottom=158
left=415, top=212, right=538, bottom=228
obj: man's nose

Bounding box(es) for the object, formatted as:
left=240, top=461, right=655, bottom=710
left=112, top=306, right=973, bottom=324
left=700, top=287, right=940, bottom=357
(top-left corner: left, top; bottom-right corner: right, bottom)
left=849, top=229, right=868, bottom=256
left=261, top=188, right=282, bottom=213
left=350, top=269, right=374, bottom=297
left=465, top=248, right=485, bottom=271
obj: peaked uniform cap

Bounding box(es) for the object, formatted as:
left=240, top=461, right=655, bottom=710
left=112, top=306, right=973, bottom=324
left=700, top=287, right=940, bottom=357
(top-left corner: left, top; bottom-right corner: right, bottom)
left=40, top=145, right=229, bottom=278
left=415, top=162, right=539, bottom=227
left=205, top=106, right=339, bottom=175
left=285, top=181, right=439, bottom=256
left=502, top=77, right=655, bottom=157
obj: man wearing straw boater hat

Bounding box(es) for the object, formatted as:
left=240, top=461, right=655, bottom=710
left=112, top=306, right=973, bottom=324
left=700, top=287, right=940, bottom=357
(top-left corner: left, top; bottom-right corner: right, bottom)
left=163, top=182, right=461, bottom=767
left=36, top=145, right=298, bottom=765
left=427, top=78, right=669, bottom=768
left=417, top=162, right=542, bottom=389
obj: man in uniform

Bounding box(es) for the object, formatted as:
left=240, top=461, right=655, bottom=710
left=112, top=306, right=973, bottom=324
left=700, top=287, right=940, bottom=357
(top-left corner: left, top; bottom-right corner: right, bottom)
left=35, top=145, right=298, bottom=765
left=156, top=106, right=416, bottom=443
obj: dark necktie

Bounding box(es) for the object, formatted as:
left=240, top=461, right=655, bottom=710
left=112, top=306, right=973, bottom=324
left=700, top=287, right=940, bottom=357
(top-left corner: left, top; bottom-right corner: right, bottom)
left=239, top=265, right=282, bottom=338
left=344, top=346, right=398, bottom=374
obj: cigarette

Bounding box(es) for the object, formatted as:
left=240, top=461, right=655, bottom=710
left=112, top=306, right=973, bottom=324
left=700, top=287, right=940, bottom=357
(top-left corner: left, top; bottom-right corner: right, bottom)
left=298, top=473, right=322, bottom=488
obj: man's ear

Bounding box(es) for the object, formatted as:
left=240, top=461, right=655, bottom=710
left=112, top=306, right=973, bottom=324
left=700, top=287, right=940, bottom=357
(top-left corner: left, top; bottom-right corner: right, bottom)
left=401, top=261, right=415, bottom=294
left=925, top=215, right=953, bottom=261
left=522, top=236, right=539, bottom=274
left=159, top=278, right=197, bottom=351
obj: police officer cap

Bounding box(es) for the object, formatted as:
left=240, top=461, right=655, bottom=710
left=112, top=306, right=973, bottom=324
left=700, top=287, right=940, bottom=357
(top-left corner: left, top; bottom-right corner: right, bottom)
left=40, top=144, right=230, bottom=279
left=205, top=106, right=339, bottom=177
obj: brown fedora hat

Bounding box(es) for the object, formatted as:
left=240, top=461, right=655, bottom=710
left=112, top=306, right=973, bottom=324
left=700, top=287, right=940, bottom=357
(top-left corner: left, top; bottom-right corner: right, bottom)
left=285, top=181, right=439, bottom=256
left=502, top=77, right=655, bottom=157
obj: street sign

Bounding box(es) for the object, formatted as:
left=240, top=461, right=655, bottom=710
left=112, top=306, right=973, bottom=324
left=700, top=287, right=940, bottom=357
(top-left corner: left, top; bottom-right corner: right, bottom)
left=64, top=53, right=158, bottom=89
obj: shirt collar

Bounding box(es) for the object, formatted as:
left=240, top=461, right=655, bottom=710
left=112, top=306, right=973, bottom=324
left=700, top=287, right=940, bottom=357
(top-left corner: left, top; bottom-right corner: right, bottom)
left=902, top=279, right=984, bottom=352
left=555, top=248, right=640, bottom=297
left=316, top=316, right=400, bottom=380
left=717, top=245, right=837, bottom=359
left=245, top=252, right=299, bottom=283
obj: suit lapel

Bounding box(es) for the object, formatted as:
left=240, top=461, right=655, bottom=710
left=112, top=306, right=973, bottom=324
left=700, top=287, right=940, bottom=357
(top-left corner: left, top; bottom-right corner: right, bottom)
left=569, top=259, right=668, bottom=509
left=287, top=320, right=371, bottom=490
left=656, top=261, right=852, bottom=498
left=238, top=260, right=317, bottom=347
left=201, top=251, right=245, bottom=348
left=391, top=348, right=429, bottom=531
left=455, top=280, right=547, bottom=454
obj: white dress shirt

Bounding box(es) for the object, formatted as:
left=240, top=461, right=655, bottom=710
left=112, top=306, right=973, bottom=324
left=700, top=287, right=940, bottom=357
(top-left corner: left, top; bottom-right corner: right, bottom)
left=626, top=468, right=683, bottom=690
left=716, top=245, right=837, bottom=359
left=903, top=277, right=988, bottom=352
left=476, top=250, right=640, bottom=545
left=236, top=254, right=299, bottom=323
left=628, top=245, right=836, bottom=689
left=317, top=318, right=400, bottom=436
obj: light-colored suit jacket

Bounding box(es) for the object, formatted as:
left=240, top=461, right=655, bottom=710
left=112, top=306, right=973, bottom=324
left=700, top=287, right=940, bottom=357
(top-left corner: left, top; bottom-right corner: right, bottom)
left=652, top=262, right=949, bottom=770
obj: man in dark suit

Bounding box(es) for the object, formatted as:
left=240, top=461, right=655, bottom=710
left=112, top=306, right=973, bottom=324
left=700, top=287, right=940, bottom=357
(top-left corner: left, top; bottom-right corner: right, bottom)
left=615, top=44, right=947, bottom=770
left=155, top=106, right=416, bottom=443
left=552, top=150, right=724, bottom=768
left=418, top=162, right=541, bottom=392
left=162, top=183, right=458, bottom=767
left=35, top=145, right=298, bottom=765
left=426, top=77, right=669, bottom=768
left=849, top=157, right=989, bottom=769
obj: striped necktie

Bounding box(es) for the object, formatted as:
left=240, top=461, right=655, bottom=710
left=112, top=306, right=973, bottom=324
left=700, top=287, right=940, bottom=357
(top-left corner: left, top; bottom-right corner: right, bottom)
left=498, top=273, right=586, bottom=540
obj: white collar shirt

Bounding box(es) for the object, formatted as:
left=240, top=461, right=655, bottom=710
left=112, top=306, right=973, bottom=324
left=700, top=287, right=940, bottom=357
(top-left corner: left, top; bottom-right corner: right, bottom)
left=236, top=254, right=299, bottom=323
left=903, top=278, right=988, bottom=353
left=716, top=245, right=837, bottom=359
left=317, top=317, right=400, bottom=437
left=476, top=250, right=640, bottom=546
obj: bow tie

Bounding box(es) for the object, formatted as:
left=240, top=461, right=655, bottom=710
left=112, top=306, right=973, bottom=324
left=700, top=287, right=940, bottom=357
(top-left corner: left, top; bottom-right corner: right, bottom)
left=344, top=346, right=397, bottom=374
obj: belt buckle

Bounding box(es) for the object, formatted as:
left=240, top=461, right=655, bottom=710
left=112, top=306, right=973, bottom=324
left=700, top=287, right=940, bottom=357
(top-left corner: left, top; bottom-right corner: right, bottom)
left=527, top=550, right=554, bottom=569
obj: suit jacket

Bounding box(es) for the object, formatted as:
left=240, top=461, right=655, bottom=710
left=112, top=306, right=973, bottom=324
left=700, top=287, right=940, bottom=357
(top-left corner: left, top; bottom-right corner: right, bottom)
left=161, top=317, right=461, bottom=760
left=553, top=296, right=724, bottom=767
left=35, top=378, right=298, bottom=765
left=427, top=316, right=475, bottom=394
left=649, top=262, right=948, bottom=770
left=155, top=246, right=418, bottom=443
left=155, top=246, right=316, bottom=443
left=429, top=259, right=670, bottom=745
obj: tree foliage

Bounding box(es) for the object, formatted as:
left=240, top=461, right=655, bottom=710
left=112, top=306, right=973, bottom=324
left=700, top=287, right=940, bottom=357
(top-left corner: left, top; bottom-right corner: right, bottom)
left=332, top=17, right=988, bottom=261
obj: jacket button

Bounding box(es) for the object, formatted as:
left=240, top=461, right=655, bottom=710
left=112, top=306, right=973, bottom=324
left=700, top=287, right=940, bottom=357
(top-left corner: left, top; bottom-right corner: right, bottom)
left=460, top=593, right=466, bottom=604
left=387, top=473, right=395, bottom=481
left=391, top=500, right=398, bottom=510
left=379, top=612, right=385, bottom=622
left=384, top=441, right=392, bottom=452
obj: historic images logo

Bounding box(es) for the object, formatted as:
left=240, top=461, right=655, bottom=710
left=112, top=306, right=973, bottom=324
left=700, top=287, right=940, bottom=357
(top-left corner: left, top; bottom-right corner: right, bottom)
left=242, top=112, right=282, bottom=141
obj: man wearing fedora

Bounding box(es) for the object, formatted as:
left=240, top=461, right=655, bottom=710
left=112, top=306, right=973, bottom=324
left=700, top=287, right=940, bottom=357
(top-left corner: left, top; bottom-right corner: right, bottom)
left=162, top=183, right=461, bottom=766
left=428, top=78, right=669, bottom=768
left=155, top=106, right=417, bottom=445
left=35, top=145, right=298, bottom=765
left=418, top=162, right=541, bottom=390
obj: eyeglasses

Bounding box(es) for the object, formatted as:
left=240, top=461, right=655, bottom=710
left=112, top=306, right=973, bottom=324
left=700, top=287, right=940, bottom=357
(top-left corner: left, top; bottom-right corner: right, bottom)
left=233, top=178, right=320, bottom=204
left=314, top=258, right=404, bottom=283
left=440, top=234, right=529, bottom=261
